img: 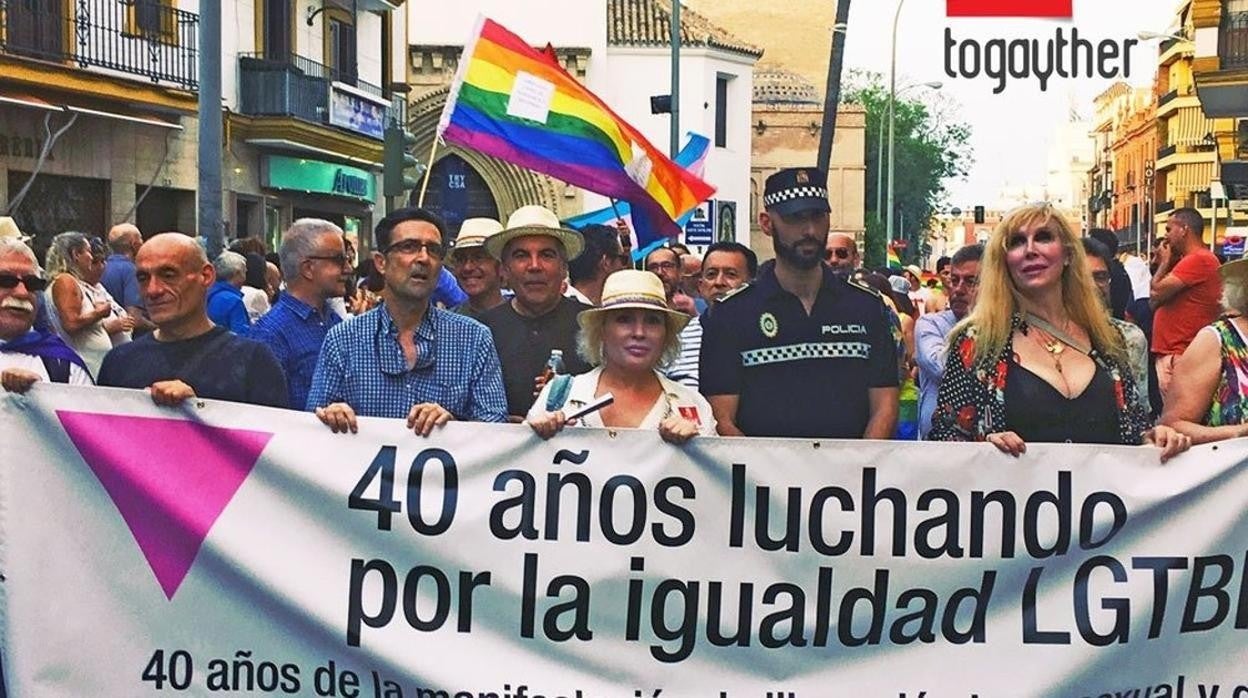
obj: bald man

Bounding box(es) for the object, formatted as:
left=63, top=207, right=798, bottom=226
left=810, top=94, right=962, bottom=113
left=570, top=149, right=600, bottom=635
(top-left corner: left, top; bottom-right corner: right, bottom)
left=101, top=222, right=155, bottom=333
left=824, top=233, right=860, bottom=276
left=97, top=233, right=288, bottom=408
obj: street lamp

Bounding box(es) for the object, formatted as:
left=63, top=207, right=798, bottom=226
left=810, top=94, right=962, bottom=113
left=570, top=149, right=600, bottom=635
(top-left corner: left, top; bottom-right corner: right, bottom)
left=885, top=0, right=907, bottom=250
left=1136, top=30, right=1187, bottom=42
left=876, top=81, right=941, bottom=216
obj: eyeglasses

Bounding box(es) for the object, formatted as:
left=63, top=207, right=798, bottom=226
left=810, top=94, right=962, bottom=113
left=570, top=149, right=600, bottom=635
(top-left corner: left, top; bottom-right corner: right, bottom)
left=384, top=239, right=446, bottom=259
left=0, top=273, right=48, bottom=292
left=825, top=248, right=851, bottom=260
left=306, top=253, right=351, bottom=267
left=646, top=261, right=678, bottom=272
left=947, top=274, right=978, bottom=289
left=1091, top=271, right=1112, bottom=283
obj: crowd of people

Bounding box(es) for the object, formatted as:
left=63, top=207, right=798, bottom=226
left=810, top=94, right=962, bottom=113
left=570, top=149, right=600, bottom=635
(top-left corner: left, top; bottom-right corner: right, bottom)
left=2, top=165, right=1244, bottom=459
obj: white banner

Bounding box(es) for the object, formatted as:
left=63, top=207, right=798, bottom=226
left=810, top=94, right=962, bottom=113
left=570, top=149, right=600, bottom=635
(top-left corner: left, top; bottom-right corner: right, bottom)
left=2, top=385, right=1248, bottom=697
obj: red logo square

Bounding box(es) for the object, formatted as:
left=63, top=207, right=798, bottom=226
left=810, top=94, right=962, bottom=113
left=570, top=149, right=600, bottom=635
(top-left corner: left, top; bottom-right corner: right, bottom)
left=947, top=0, right=1073, bottom=17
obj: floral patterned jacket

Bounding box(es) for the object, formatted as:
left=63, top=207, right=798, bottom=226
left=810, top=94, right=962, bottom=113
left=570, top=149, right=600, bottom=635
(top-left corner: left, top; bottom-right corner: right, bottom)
left=927, top=314, right=1150, bottom=444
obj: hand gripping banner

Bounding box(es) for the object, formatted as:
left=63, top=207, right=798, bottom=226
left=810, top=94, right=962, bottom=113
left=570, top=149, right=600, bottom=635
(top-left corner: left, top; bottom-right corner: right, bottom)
left=2, top=385, right=1247, bottom=696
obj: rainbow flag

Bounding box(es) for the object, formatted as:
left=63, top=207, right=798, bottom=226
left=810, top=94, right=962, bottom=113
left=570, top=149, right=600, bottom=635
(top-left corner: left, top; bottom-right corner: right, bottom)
left=887, top=246, right=902, bottom=270
left=437, top=17, right=715, bottom=240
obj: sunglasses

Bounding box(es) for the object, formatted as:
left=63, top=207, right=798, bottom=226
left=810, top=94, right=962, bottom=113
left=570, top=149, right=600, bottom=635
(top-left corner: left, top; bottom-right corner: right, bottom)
left=825, top=248, right=851, bottom=260
left=306, top=253, right=351, bottom=267
left=0, top=273, right=48, bottom=292
left=384, top=239, right=446, bottom=259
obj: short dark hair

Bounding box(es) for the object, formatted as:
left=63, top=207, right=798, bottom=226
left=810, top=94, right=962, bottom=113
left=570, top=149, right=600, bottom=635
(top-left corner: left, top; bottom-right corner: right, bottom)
left=950, top=243, right=983, bottom=267
left=569, top=224, right=620, bottom=284
left=644, top=245, right=680, bottom=268
left=667, top=242, right=690, bottom=257
left=1088, top=228, right=1119, bottom=256
left=374, top=207, right=448, bottom=252
left=1081, top=237, right=1112, bottom=268
left=1170, top=207, right=1204, bottom=236
left=935, top=256, right=952, bottom=273
left=703, top=241, right=758, bottom=278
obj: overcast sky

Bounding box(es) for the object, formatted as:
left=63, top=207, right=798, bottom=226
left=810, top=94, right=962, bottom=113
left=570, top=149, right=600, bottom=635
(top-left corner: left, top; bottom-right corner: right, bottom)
left=839, top=0, right=1183, bottom=208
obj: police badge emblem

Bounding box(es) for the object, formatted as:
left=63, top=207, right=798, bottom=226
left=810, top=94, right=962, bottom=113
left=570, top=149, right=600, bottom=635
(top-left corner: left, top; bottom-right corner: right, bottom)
left=759, top=312, right=779, bottom=338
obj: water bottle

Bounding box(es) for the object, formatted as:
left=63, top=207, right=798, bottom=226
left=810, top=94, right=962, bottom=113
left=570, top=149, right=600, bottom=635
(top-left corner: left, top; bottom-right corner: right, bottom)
left=542, top=349, right=565, bottom=383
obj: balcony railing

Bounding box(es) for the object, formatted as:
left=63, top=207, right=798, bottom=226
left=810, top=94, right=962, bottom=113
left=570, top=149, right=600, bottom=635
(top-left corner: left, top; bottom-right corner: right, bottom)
left=1221, top=10, right=1248, bottom=70
left=1156, top=199, right=1176, bottom=214
left=1157, top=89, right=1179, bottom=108
left=0, top=0, right=198, bottom=89
left=1157, top=144, right=1178, bottom=160
left=238, top=52, right=385, bottom=127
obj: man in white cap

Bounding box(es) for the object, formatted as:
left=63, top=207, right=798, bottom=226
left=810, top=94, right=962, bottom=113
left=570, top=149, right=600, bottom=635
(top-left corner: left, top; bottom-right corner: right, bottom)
left=449, top=217, right=506, bottom=319
left=0, top=236, right=92, bottom=393
left=480, top=205, right=592, bottom=418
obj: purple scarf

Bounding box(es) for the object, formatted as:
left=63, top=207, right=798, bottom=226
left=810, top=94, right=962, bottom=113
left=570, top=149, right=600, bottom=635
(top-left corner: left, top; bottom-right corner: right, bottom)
left=0, top=330, right=90, bottom=372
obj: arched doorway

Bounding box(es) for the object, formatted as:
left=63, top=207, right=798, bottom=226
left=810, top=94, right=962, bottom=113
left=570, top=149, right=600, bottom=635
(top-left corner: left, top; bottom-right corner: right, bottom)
left=416, top=154, right=500, bottom=236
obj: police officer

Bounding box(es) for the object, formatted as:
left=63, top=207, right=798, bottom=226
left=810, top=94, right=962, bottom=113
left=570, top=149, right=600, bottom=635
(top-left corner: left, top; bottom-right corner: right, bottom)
left=699, top=167, right=899, bottom=438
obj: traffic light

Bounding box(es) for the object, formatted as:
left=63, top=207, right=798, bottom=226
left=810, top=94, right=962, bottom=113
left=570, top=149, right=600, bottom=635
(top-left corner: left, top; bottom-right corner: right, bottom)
left=973, top=205, right=985, bottom=224
left=383, top=122, right=419, bottom=199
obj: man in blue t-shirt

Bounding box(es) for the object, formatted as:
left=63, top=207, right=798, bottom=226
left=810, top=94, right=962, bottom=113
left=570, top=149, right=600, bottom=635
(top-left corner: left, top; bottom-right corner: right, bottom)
left=97, top=233, right=287, bottom=408
left=102, top=223, right=155, bottom=334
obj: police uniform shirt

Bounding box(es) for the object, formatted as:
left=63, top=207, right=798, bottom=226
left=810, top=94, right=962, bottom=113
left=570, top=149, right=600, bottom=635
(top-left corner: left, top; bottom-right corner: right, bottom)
left=699, top=261, right=899, bottom=438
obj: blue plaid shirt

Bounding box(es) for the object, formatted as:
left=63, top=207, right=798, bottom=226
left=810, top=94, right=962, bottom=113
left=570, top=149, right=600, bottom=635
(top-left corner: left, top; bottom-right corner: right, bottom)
left=250, top=293, right=342, bottom=411
left=306, top=304, right=508, bottom=422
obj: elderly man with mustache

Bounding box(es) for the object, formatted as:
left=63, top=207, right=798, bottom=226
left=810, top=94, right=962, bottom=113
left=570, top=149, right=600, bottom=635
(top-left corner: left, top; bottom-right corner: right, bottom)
left=0, top=236, right=92, bottom=393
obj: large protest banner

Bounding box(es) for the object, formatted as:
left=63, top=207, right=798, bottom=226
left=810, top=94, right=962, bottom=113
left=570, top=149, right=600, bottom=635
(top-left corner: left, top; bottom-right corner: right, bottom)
left=2, top=385, right=1247, bottom=697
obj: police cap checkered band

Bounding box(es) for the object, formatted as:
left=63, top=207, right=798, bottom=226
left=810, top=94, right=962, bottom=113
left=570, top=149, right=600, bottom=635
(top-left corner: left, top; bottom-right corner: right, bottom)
left=763, top=167, right=831, bottom=216
left=763, top=185, right=830, bottom=209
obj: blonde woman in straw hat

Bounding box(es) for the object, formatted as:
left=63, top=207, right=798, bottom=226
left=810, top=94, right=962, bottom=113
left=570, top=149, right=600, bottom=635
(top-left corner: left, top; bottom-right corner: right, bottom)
left=526, top=269, right=715, bottom=444
left=1161, top=259, right=1248, bottom=443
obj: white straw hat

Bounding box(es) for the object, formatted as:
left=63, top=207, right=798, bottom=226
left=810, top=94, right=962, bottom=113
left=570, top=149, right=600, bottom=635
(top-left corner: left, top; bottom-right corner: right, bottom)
left=0, top=217, right=29, bottom=242
left=576, top=269, right=691, bottom=332
left=452, top=218, right=503, bottom=252
left=484, top=205, right=584, bottom=261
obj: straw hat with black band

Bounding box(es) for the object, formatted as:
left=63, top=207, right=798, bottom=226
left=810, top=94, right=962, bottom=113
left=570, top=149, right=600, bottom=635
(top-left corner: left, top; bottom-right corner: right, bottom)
left=577, top=269, right=691, bottom=334
left=484, top=205, right=584, bottom=261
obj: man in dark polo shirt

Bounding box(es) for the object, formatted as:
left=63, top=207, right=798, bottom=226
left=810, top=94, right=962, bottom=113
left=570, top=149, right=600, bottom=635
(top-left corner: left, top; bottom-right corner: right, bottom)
left=479, top=205, right=591, bottom=418
left=699, top=167, right=898, bottom=438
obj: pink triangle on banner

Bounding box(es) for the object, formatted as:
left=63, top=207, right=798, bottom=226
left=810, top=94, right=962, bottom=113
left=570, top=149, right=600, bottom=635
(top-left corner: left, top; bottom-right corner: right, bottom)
left=56, top=411, right=273, bottom=600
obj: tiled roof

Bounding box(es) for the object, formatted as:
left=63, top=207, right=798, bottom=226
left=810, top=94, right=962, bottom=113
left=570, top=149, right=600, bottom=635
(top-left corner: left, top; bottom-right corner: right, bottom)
left=607, top=0, right=764, bottom=59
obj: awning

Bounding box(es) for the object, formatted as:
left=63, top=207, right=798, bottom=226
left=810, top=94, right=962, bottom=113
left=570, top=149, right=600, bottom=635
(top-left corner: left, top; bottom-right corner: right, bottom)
left=1174, top=161, right=1217, bottom=191
left=1169, top=106, right=1214, bottom=146
left=0, top=91, right=182, bottom=130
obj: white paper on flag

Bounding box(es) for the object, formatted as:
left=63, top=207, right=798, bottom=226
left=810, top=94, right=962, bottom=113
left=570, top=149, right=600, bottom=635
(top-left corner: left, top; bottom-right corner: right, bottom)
left=2, top=385, right=1247, bottom=696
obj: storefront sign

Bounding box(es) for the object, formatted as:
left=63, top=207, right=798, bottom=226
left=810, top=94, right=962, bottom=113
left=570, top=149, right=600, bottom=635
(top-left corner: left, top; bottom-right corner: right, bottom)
left=262, top=155, right=375, bottom=202
left=328, top=82, right=388, bottom=141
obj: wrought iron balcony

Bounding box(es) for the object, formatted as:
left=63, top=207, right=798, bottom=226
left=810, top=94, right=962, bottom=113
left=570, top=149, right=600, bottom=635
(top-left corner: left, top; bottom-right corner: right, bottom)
left=1157, top=89, right=1179, bottom=108
left=1222, top=10, right=1248, bottom=70
left=0, top=0, right=198, bottom=89
left=238, top=52, right=386, bottom=129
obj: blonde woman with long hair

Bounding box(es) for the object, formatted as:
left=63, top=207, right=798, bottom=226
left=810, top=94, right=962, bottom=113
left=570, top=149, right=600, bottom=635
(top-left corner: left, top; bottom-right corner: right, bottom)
left=928, top=203, right=1189, bottom=461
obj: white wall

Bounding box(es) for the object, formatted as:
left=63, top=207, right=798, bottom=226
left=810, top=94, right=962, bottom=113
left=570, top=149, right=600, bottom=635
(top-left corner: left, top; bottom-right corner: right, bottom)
left=597, top=46, right=755, bottom=247
left=406, top=1, right=608, bottom=85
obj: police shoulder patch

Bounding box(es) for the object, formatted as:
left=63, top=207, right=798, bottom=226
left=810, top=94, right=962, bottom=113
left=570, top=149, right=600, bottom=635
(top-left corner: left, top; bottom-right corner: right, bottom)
left=715, top=282, right=753, bottom=303
left=847, top=276, right=882, bottom=299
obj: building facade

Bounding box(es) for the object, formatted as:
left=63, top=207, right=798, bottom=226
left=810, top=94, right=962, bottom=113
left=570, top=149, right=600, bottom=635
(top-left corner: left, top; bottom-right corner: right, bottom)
left=0, top=0, right=408, bottom=256
left=403, top=0, right=759, bottom=248
left=1191, top=0, right=1248, bottom=238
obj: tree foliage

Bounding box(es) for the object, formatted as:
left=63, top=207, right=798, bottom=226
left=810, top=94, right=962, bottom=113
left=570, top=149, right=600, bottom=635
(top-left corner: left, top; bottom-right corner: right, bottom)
left=846, top=70, right=973, bottom=267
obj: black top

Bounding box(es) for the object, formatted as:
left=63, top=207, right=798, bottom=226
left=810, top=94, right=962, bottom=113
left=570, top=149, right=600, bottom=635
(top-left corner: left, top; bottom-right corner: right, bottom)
left=699, top=261, right=899, bottom=438
left=1003, top=361, right=1119, bottom=444
left=479, top=297, right=593, bottom=417
left=98, top=326, right=289, bottom=409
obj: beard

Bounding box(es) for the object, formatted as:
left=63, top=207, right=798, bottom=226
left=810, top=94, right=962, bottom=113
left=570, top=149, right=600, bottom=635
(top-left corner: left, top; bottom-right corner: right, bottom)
left=773, top=236, right=824, bottom=271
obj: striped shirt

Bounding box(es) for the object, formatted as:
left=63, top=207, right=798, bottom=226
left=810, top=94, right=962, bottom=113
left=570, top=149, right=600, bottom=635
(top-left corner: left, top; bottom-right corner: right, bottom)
left=664, top=316, right=702, bottom=390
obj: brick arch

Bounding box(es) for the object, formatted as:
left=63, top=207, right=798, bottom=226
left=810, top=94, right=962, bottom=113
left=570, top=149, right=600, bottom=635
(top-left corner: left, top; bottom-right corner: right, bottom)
left=407, top=88, right=565, bottom=218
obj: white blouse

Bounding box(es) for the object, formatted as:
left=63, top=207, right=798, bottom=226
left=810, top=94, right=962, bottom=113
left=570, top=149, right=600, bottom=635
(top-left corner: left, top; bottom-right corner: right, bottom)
left=528, top=366, right=717, bottom=436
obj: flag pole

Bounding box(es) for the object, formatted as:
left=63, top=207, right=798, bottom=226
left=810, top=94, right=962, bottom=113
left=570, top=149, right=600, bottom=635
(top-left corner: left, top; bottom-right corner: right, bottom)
left=609, top=198, right=624, bottom=221
left=417, top=137, right=440, bottom=208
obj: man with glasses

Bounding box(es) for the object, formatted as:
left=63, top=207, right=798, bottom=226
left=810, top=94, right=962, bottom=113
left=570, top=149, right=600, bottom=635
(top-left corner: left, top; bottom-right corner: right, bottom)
left=645, top=246, right=698, bottom=315
left=700, top=167, right=899, bottom=438
left=251, top=219, right=351, bottom=411
left=665, top=241, right=757, bottom=389
left=0, top=236, right=92, bottom=393
left=449, top=218, right=507, bottom=319
left=308, top=207, right=508, bottom=434
left=824, top=232, right=860, bottom=275
left=915, top=244, right=982, bottom=439
left=480, top=205, right=591, bottom=418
